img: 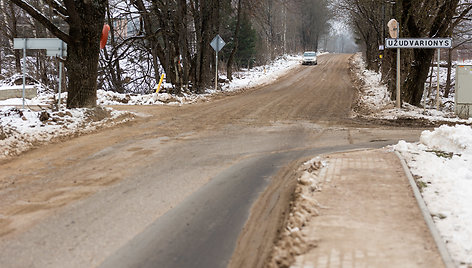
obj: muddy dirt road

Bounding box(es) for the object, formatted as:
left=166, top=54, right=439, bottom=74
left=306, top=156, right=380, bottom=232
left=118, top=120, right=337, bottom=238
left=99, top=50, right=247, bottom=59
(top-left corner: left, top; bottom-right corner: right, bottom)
left=0, top=54, right=426, bottom=267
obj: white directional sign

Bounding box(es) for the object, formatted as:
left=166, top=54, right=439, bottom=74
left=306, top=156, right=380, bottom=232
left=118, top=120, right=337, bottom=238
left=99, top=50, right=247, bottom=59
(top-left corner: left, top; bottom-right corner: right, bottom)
left=14, top=38, right=67, bottom=56
left=14, top=38, right=67, bottom=109
left=385, top=38, right=452, bottom=49
left=210, top=35, right=226, bottom=52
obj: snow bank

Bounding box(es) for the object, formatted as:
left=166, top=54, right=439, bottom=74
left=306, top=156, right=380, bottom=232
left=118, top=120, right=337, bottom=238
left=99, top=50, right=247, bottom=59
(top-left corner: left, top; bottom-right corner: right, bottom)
left=352, top=53, right=392, bottom=112
left=96, top=90, right=205, bottom=106
left=0, top=106, right=134, bottom=159
left=267, top=157, right=326, bottom=267
left=420, top=124, right=472, bottom=154
left=394, top=125, right=472, bottom=266
left=222, top=55, right=302, bottom=92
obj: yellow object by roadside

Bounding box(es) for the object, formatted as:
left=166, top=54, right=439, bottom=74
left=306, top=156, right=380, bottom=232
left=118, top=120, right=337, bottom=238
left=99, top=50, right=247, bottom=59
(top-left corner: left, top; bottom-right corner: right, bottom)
left=156, top=74, right=165, bottom=93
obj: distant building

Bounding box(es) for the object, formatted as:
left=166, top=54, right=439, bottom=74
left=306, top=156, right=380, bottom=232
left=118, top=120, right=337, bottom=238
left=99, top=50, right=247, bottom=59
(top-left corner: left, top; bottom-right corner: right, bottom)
left=113, top=16, right=141, bottom=40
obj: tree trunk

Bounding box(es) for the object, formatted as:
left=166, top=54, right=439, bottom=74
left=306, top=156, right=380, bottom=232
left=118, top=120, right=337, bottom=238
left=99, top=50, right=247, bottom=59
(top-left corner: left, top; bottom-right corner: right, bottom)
left=227, top=0, right=242, bottom=81
left=402, top=49, right=435, bottom=105
left=396, top=0, right=458, bottom=106
left=195, top=0, right=218, bottom=92
left=10, top=0, right=107, bottom=108
left=8, top=2, right=21, bottom=72
left=178, top=0, right=190, bottom=91
left=444, top=48, right=453, bottom=98
left=134, top=0, right=162, bottom=91
left=66, top=40, right=101, bottom=108
left=427, top=58, right=433, bottom=97
left=65, top=3, right=106, bottom=108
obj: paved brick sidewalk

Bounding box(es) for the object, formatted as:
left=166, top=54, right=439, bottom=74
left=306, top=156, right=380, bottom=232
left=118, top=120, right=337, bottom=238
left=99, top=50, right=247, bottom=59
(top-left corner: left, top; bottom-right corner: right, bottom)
left=292, top=149, right=443, bottom=268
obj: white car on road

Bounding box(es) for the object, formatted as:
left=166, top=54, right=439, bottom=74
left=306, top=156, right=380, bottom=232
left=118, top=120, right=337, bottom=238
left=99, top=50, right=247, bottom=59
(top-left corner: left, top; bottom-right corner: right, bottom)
left=302, top=51, right=317, bottom=65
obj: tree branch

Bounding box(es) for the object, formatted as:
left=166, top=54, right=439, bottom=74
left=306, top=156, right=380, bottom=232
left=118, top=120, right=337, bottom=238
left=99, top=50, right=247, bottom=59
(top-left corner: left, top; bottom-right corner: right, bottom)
left=10, top=0, right=70, bottom=43
left=49, top=0, right=68, bottom=17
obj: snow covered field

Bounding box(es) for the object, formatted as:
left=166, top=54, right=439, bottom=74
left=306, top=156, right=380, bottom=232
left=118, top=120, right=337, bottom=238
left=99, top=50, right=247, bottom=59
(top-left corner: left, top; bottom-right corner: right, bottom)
left=0, top=55, right=302, bottom=159
left=352, top=53, right=472, bottom=266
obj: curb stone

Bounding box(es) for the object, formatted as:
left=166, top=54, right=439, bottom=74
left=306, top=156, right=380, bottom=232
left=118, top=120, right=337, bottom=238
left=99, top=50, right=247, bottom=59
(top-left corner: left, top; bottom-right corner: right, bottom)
left=394, top=151, right=455, bottom=268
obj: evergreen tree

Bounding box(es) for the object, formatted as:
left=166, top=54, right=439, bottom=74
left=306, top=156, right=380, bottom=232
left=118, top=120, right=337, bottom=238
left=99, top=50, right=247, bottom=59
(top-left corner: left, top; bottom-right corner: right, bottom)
left=223, top=14, right=257, bottom=69
left=236, top=15, right=257, bottom=68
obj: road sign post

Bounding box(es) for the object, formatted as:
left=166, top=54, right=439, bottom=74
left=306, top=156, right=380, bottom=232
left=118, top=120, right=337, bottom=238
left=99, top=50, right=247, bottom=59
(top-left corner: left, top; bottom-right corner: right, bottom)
left=14, top=38, right=67, bottom=109
left=388, top=19, right=401, bottom=108
left=436, top=49, right=440, bottom=109
left=385, top=30, right=452, bottom=109
left=22, top=41, right=26, bottom=109
left=210, top=35, right=226, bottom=91
left=58, top=40, right=65, bottom=108
left=397, top=46, right=401, bottom=108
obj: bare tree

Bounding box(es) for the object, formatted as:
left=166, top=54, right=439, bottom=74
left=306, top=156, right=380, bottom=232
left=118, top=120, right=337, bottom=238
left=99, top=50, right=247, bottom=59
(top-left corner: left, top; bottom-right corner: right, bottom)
left=342, top=0, right=472, bottom=106
left=337, top=0, right=383, bottom=71
left=392, top=0, right=466, bottom=105
left=226, top=0, right=243, bottom=81
left=0, top=0, right=22, bottom=72
left=297, top=0, right=330, bottom=52
left=11, top=0, right=107, bottom=108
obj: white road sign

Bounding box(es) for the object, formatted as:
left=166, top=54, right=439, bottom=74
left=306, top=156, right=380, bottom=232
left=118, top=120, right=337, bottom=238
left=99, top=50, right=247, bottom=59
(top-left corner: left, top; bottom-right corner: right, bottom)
left=385, top=38, right=452, bottom=49
left=14, top=38, right=67, bottom=109
left=210, top=35, right=225, bottom=52
left=14, top=38, right=67, bottom=56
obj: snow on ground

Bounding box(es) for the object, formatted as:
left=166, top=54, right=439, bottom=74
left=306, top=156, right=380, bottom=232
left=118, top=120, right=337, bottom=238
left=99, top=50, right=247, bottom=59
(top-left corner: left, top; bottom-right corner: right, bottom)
left=0, top=54, right=302, bottom=159
left=393, top=126, right=472, bottom=267
left=351, top=53, right=392, bottom=112
left=352, top=53, right=472, bottom=124
left=352, top=53, right=472, bottom=267
left=0, top=106, right=134, bottom=158
left=220, top=55, right=303, bottom=92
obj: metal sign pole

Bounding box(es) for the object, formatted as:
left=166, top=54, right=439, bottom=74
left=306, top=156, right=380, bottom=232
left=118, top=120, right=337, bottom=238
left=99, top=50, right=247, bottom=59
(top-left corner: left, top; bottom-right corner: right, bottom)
left=396, top=26, right=401, bottom=108
left=396, top=47, right=401, bottom=108
left=59, top=61, right=63, bottom=108
left=210, top=35, right=225, bottom=91
left=436, top=48, right=440, bottom=109
left=14, top=38, right=68, bottom=109
left=22, top=40, right=26, bottom=109
left=215, top=51, right=218, bottom=91
left=58, top=41, right=64, bottom=109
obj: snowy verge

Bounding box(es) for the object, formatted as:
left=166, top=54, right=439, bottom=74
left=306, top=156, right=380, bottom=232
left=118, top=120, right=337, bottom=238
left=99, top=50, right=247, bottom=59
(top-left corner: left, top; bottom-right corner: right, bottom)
left=0, top=106, right=135, bottom=160
left=393, top=125, right=472, bottom=267
left=219, top=55, right=303, bottom=93
left=350, top=53, right=472, bottom=125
